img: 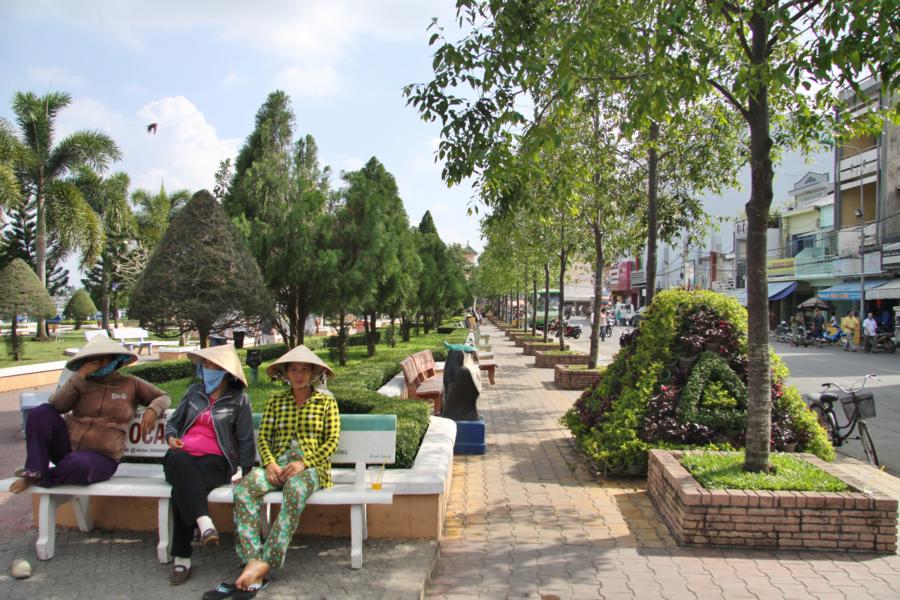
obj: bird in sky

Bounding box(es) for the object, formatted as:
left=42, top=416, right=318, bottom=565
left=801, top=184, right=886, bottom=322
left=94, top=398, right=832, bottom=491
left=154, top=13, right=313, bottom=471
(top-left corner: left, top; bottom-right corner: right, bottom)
left=146, top=122, right=158, bottom=135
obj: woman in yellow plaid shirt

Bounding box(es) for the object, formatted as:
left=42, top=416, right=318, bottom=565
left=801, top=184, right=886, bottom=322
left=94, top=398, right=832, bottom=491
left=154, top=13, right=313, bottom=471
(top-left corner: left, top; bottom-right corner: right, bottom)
left=231, top=346, right=339, bottom=593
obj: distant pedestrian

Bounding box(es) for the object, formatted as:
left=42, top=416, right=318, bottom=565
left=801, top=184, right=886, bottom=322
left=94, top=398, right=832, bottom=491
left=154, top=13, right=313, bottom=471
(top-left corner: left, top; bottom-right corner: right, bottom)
left=863, top=311, right=878, bottom=352
left=841, top=310, right=858, bottom=352
left=812, top=308, right=825, bottom=341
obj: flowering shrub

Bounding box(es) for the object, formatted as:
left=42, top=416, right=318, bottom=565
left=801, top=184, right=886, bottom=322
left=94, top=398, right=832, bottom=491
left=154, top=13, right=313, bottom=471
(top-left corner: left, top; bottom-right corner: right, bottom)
left=562, top=289, right=832, bottom=474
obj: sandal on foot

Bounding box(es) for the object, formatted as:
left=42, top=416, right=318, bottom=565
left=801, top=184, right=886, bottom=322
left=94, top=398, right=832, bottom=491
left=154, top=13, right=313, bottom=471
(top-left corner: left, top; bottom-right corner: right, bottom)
left=8, top=477, right=37, bottom=494
left=169, top=564, right=191, bottom=585
left=233, top=579, right=269, bottom=599
left=202, top=582, right=238, bottom=600
left=200, top=527, right=220, bottom=546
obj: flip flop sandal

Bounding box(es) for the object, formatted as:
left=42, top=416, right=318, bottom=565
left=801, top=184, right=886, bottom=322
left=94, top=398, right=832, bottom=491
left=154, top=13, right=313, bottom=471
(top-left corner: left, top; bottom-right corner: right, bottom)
left=202, top=582, right=237, bottom=600
left=233, top=579, right=269, bottom=599
left=169, top=564, right=191, bottom=586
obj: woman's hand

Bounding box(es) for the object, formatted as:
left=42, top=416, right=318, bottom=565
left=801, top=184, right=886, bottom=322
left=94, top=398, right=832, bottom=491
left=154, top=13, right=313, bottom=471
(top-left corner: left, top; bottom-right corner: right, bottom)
left=76, top=358, right=105, bottom=378
left=140, top=408, right=157, bottom=436
left=265, top=462, right=283, bottom=486
left=167, top=436, right=184, bottom=450
left=279, top=460, right=306, bottom=483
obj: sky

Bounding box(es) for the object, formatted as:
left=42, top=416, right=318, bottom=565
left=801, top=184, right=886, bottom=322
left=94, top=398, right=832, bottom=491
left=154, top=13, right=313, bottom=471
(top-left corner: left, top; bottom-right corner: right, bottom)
left=0, top=0, right=833, bottom=284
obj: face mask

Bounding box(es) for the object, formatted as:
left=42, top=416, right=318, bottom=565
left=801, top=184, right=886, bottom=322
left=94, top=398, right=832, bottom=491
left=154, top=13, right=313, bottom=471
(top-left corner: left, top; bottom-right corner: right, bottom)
left=90, top=357, right=123, bottom=378
left=201, top=366, right=227, bottom=394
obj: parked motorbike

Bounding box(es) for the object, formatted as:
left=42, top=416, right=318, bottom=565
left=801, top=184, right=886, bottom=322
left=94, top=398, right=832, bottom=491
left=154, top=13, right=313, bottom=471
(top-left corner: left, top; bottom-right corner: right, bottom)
left=600, top=317, right=613, bottom=340
left=816, top=326, right=844, bottom=347
left=774, top=321, right=790, bottom=343
left=790, top=325, right=813, bottom=347
left=864, top=328, right=896, bottom=354
left=549, top=319, right=582, bottom=339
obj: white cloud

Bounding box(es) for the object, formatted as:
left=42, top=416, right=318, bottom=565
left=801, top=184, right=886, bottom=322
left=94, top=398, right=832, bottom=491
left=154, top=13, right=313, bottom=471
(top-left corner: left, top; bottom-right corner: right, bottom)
left=275, top=65, right=340, bottom=98
left=9, top=1, right=462, bottom=98
left=54, top=95, right=239, bottom=193
left=133, top=96, right=240, bottom=191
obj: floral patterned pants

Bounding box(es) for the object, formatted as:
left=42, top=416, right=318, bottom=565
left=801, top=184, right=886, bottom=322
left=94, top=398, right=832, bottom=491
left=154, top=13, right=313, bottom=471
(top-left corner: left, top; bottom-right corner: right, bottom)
left=233, top=449, right=320, bottom=568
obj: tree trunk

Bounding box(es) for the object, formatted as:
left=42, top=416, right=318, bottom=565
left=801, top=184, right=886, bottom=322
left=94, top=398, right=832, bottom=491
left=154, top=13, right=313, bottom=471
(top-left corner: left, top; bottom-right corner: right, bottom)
left=543, top=262, right=550, bottom=343
left=364, top=312, right=377, bottom=357
left=338, top=307, right=348, bottom=366
left=198, top=326, right=209, bottom=349
left=645, top=121, right=660, bottom=306
left=742, top=12, right=774, bottom=474
left=521, top=267, right=528, bottom=332
left=101, top=253, right=111, bottom=335
left=35, top=186, right=48, bottom=341
left=589, top=220, right=604, bottom=369
left=401, top=314, right=411, bottom=342
left=11, top=316, right=20, bottom=361
left=558, top=242, right=568, bottom=352
left=531, top=278, right=538, bottom=337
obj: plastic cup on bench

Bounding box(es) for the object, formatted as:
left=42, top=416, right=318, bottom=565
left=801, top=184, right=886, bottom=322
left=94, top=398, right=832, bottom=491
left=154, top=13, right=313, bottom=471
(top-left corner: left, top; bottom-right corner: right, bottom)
left=368, top=465, right=385, bottom=490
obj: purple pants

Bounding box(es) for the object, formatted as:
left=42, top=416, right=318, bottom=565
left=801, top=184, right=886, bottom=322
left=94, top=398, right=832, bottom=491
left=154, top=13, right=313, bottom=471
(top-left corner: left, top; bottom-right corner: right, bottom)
left=23, top=403, right=118, bottom=487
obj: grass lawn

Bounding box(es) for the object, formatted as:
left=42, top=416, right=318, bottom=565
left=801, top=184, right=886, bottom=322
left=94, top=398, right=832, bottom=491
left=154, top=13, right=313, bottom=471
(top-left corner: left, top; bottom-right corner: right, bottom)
left=680, top=451, right=849, bottom=492
left=0, top=329, right=181, bottom=369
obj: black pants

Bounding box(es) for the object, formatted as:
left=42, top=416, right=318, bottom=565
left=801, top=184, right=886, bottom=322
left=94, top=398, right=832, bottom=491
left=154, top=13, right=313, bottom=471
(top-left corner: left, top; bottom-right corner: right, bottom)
left=163, top=450, right=230, bottom=558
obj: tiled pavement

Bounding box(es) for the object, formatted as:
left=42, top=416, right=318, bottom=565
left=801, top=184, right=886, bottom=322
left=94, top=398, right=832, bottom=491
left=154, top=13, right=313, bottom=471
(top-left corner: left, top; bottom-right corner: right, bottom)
left=4, top=328, right=900, bottom=599
left=427, top=323, right=900, bottom=600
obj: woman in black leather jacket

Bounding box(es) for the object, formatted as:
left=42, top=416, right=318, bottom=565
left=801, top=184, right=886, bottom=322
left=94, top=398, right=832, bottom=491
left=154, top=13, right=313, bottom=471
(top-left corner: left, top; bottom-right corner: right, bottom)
left=163, top=345, right=254, bottom=586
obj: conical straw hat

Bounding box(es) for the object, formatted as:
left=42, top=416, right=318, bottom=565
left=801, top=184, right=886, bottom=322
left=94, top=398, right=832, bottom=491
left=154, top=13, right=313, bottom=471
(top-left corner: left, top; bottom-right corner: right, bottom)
left=266, top=345, right=334, bottom=379
left=66, top=334, right=139, bottom=370
left=187, top=345, right=248, bottom=387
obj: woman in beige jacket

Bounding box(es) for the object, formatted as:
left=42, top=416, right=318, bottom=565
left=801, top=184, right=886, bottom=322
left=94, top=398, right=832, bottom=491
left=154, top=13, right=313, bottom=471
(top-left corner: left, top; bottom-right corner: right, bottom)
left=9, top=335, right=170, bottom=493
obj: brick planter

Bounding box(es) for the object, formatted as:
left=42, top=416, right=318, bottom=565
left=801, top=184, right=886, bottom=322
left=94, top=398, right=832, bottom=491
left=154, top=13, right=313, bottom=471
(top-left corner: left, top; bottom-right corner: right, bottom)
left=553, top=365, right=603, bottom=390
left=523, top=341, right=568, bottom=356
left=534, top=351, right=590, bottom=369
left=647, top=449, right=898, bottom=553
left=514, top=336, right=543, bottom=348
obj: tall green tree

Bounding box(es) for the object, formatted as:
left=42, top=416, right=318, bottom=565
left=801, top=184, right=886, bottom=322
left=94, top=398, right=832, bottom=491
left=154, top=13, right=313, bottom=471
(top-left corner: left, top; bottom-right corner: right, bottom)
left=72, top=168, right=135, bottom=332
left=649, top=0, right=896, bottom=472
left=347, top=158, right=420, bottom=355
left=0, top=117, right=22, bottom=210
left=0, top=258, right=56, bottom=360
left=1, top=198, right=70, bottom=298
left=130, top=190, right=272, bottom=347
left=224, top=92, right=336, bottom=347
left=9, top=91, right=118, bottom=339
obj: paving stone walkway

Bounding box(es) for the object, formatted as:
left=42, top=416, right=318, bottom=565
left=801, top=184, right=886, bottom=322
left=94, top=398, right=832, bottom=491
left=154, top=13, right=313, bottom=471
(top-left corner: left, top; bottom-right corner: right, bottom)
left=427, top=322, right=900, bottom=600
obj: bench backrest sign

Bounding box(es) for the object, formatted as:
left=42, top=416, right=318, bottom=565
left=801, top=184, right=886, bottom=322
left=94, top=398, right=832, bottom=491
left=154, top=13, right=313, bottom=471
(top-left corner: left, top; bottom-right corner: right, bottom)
left=126, top=410, right=397, bottom=465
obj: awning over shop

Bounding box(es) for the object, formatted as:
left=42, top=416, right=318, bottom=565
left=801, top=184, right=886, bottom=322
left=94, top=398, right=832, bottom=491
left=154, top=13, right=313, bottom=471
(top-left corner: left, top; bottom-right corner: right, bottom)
left=866, top=279, right=900, bottom=300
left=724, top=281, right=798, bottom=307
left=817, top=280, right=889, bottom=301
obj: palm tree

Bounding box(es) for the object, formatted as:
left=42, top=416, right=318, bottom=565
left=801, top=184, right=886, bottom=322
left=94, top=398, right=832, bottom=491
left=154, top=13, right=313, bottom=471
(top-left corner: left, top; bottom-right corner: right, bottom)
left=0, top=117, right=22, bottom=210
left=72, top=168, right=135, bottom=332
left=131, top=184, right=191, bottom=252
left=11, top=91, right=120, bottom=339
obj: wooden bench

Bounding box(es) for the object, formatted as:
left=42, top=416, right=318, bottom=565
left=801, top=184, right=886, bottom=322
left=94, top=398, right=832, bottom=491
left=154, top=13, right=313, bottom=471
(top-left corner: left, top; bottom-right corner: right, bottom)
left=1, top=412, right=397, bottom=570
left=400, top=350, right=444, bottom=413
left=462, top=333, right=497, bottom=385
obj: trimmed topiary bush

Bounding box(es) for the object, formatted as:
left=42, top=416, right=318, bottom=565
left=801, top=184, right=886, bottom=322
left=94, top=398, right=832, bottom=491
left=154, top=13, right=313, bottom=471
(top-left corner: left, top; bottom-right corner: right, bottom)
left=563, top=289, right=833, bottom=475
left=64, top=289, right=97, bottom=330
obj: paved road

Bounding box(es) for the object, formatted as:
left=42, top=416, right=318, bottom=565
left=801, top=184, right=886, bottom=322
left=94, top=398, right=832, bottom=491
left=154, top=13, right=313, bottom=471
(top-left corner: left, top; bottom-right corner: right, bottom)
left=555, top=316, right=900, bottom=474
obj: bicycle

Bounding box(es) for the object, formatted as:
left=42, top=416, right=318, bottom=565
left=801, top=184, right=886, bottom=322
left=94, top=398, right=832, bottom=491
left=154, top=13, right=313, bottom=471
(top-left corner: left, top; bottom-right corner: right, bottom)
left=807, top=373, right=880, bottom=466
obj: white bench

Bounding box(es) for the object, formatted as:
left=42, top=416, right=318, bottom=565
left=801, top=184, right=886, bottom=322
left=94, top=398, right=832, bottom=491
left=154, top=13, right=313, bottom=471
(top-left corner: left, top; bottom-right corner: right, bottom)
left=2, top=412, right=397, bottom=569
